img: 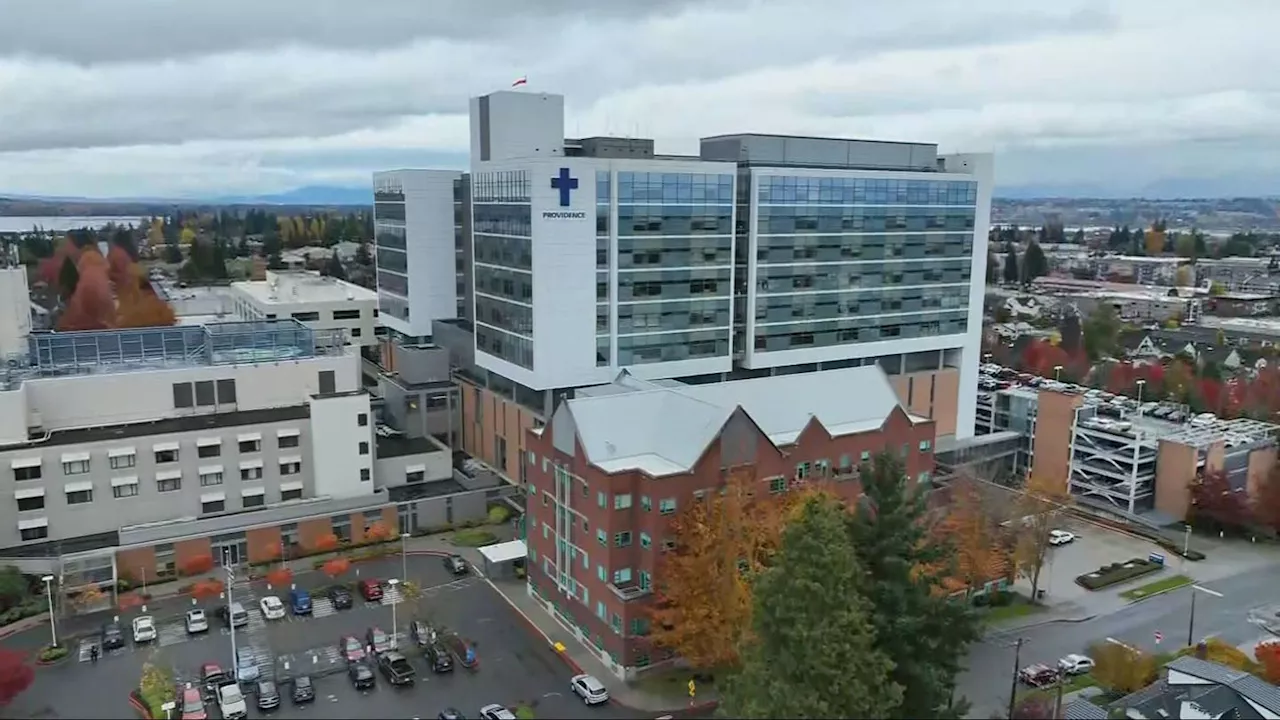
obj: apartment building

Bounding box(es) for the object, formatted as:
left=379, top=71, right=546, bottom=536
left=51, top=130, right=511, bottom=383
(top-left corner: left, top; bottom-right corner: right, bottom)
left=522, top=365, right=936, bottom=679
left=228, top=270, right=378, bottom=347
left=0, top=318, right=510, bottom=602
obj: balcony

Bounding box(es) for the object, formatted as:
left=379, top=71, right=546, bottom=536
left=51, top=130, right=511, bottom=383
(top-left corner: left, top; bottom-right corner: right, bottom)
left=608, top=582, right=651, bottom=602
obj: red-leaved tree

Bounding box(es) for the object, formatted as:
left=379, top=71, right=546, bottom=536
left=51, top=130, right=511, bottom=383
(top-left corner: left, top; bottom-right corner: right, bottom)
left=322, top=558, right=350, bottom=578
left=106, top=243, right=134, bottom=290
left=309, top=532, right=339, bottom=555
left=1256, top=641, right=1280, bottom=684
left=179, top=555, right=215, bottom=578
left=1252, top=466, right=1280, bottom=534
left=58, top=261, right=114, bottom=331
left=0, top=648, right=35, bottom=706
left=1190, top=469, right=1252, bottom=533
left=1106, top=361, right=1138, bottom=395
left=188, top=579, right=224, bottom=601
left=265, top=568, right=293, bottom=587
left=37, top=238, right=79, bottom=289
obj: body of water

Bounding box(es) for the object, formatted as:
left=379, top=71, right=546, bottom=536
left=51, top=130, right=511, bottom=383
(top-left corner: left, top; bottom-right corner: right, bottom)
left=0, top=215, right=146, bottom=233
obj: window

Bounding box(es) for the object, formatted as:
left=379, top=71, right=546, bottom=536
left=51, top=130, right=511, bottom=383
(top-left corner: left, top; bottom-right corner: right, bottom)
left=154, top=448, right=179, bottom=464
left=216, top=378, right=237, bottom=404
left=613, top=493, right=632, bottom=510
left=16, top=495, right=43, bottom=512
left=197, top=443, right=221, bottom=459
left=332, top=516, right=352, bottom=542
left=611, top=613, right=622, bottom=633
left=639, top=570, right=651, bottom=590
left=281, top=487, right=303, bottom=502
left=293, top=311, right=320, bottom=322
left=581, top=518, right=589, bottom=532
left=238, top=439, right=261, bottom=453
left=614, top=531, right=632, bottom=547
left=796, top=462, right=810, bottom=479
left=14, top=465, right=41, bottom=481
left=596, top=564, right=605, bottom=582
left=280, top=461, right=302, bottom=475
left=194, top=380, right=216, bottom=406
left=918, top=471, right=932, bottom=484
left=596, top=529, right=606, bottom=546
left=360, top=468, right=371, bottom=482
left=359, top=441, right=369, bottom=455
left=110, top=453, right=135, bottom=470
left=113, top=480, right=139, bottom=498
left=241, top=466, right=263, bottom=481
left=243, top=494, right=265, bottom=509
left=596, top=491, right=605, bottom=508
left=157, top=476, right=181, bottom=492
left=658, top=498, right=676, bottom=515
left=860, top=450, right=871, bottom=463
left=357, top=413, right=369, bottom=427
left=640, top=532, right=651, bottom=549
left=279, top=434, right=300, bottom=449
left=200, top=470, right=223, bottom=487
left=640, top=495, right=651, bottom=512
left=20, top=525, right=48, bottom=541
left=66, top=488, right=93, bottom=505
left=839, top=454, right=852, bottom=471
left=62, top=459, right=90, bottom=475
left=596, top=601, right=606, bottom=620
left=612, top=567, right=632, bottom=584
left=769, top=476, right=787, bottom=494
left=630, top=617, right=650, bottom=636
left=919, top=439, right=932, bottom=452
left=202, top=499, right=225, bottom=514
left=318, top=370, right=336, bottom=394
left=172, top=382, right=194, bottom=408
left=662, top=538, right=676, bottom=552
left=332, top=309, right=361, bottom=320
left=406, top=470, right=424, bottom=483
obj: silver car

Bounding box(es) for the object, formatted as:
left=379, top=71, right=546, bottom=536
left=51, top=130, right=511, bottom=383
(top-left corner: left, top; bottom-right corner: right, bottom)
left=235, top=647, right=260, bottom=683
left=186, top=608, right=209, bottom=634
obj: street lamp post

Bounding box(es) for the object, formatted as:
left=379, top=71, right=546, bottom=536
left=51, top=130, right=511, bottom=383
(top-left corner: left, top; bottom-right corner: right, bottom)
left=1187, top=584, right=1224, bottom=647
left=223, top=549, right=238, bottom=675
left=387, top=578, right=400, bottom=649
left=1006, top=637, right=1026, bottom=720
left=1053, top=364, right=1063, bottom=382
left=400, top=532, right=410, bottom=582
left=1136, top=379, right=1147, bottom=415
left=41, top=575, right=56, bottom=647
left=141, top=567, right=147, bottom=597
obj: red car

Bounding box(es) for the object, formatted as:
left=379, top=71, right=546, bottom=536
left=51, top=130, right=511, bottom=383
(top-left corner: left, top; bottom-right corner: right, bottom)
left=340, top=635, right=366, bottom=663
left=358, top=579, right=383, bottom=601
left=179, top=684, right=207, bottom=720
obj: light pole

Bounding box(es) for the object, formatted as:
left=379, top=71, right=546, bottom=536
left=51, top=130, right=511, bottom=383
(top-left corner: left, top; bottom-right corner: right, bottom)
left=223, top=549, right=238, bottom=675
left=386, top=578, right=400, bottom=649
left=400, top=532, right=410, bottom=582
left=1136, top=379, right=1146, bottom=415
left=140, top=567, right=147, bottom=597
left=41, top=575, right=56, bottom=647
left=1187, top=584, right=1224, bottom=647
left=1006, top=637, right=1026, bottom=720
left=1053, top=364, right=1063, bottom=382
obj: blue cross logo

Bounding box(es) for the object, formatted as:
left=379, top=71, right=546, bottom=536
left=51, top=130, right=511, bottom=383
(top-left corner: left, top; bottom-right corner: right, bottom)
left=551, top=167, right=579, bottom=207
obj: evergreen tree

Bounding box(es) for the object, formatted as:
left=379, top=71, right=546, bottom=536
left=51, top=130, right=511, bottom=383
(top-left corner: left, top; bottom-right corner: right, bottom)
left=322, top=253, right=347, bottom=280
left=720, top=495, right=902, bottom=719
left=1003, top=248, right=1020, bottom=284
left=847, top=454, right=982, bottom=719
left=57, top=255, right=80, bottom=300
left=1023, top=241, right=1048, bottom=281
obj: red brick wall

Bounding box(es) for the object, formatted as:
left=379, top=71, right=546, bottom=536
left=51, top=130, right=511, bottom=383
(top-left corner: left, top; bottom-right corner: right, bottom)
left=116, top=546, right=156, bottom=584
left=175, top=538, right=212, bottom=575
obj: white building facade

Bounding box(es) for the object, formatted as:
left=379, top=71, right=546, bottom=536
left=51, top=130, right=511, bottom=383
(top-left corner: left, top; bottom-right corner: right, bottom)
left=229, top=271, right=378, bottom=347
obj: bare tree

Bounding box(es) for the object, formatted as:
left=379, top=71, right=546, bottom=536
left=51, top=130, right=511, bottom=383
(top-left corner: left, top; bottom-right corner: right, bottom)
left=1012, top=475, right=1072, bottom=605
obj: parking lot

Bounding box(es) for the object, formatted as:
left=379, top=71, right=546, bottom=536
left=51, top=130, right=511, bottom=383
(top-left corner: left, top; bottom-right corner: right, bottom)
left=1014, top=517, right=1167, bottom=603
left=9, top=555, right=643, bottom=719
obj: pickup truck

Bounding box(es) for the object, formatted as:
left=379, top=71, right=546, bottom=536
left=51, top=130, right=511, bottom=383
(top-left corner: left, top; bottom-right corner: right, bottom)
left=377, top=651, right=416, bottom=686
left=216, top=680, right=248, bottom=720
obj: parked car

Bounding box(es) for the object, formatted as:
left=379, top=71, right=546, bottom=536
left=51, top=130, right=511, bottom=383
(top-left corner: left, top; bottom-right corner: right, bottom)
left=1059, top=654, right=1095, bottom=675
left=1049, top=530, right=1076, bottom=546
left=290, top=675, right=315, bottom=705
left=479, top=705, right=517, bottom=720
left=216, top=602, right=249, bottom=628
left=288, top=588, right=312, bottom=615
left=377, top=651, right=416, bottom=686
left=327, top=585, right=353, bottom=609
left=259, top=596, right=286, bottom=621
left=216, top=681, right=247, bottom=720
left=411, top=620, right=438, bottom=648
left=438, top=710, right=465, bottom=720
left=424, top=642, right=453, bottom=673
left=348, top=662, right=376, bottom=690
left=178, top=684, right=207, bottom=720
left=255, top=680, right=281, bottom=711
left=443, top=554, right=468, bottom=575
left=340, top=635, right=366, bottom=663
left=132, top=615, right=157, bottom=643
left=570, top=674, right=609, bottom=705
left=1018, top=664, right=1059, bottom=687
left=185, top=609, right=209, bottom=634
left=366, top=627, right=393, bottom=655
left=358, top=579, right=383, bottom=601
left=235, top=647, right=260, bottom=683
left=102, top=622, right=125, bottom=650
left=200, top=663, right=227, bottom=701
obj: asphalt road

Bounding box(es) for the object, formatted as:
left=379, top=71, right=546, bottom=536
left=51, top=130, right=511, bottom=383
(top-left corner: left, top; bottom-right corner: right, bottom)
left=4, top=554, right=664, bottom=719
left=958, top=566, right=1279, bottom=716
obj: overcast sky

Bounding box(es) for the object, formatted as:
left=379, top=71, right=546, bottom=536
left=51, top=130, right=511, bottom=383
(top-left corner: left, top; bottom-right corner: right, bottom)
left=1, top=0, right=1278, bottom=199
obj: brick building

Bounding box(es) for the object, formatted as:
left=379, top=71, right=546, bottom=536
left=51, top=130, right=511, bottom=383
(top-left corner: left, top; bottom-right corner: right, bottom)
left=522, top=366, right=936, bottom=680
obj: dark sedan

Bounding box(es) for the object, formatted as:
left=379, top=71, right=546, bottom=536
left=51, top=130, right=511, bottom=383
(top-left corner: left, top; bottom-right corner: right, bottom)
left=424, top=642, right=453, bottom=673
left=443, top=554, right=468, bottom=575
left=101, top=622, right=125, bottom=650
left=348, top=662, right=376, bottom=690
left=290, top=676, right=315, bottom=705
left=327, top=585, right=353, bottom=610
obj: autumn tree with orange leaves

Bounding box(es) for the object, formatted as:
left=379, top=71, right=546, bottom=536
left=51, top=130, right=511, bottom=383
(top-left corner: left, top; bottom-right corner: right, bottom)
left=55, top=242, right=177, bottom=332
left=1013, top=474, right=1073, bottom=604
left=363, top=520, right=393, bottom=544
left=935, top=476, right=1012, bottom=597
left=648, top=467, right=824, bottom=670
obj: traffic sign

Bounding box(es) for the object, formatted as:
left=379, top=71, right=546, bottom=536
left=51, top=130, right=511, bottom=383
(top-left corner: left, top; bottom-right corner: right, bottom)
left=688, top=679, right=696, bottom=698
left=1154, top=631, right=1163, bottom=644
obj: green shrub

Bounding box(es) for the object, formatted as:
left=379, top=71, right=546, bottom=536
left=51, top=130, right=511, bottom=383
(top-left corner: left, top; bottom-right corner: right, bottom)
left=38, top=644, right=68, bottom=662
left=453, top=528, right=499, bottom=547
left=140, top=662, right=175, bottom=719
left=1076, top=559, right=1162, bottom=590
left=488, top=505, right=511, bottom=525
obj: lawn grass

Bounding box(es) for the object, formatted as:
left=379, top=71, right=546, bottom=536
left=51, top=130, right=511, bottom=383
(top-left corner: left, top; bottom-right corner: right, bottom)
left=633, top=667, right=719, bottom=701
left=451, top=528, right=499, bottom=547
left=984, top=593, right=1045, bottom=625
left=1120, top=574, right=1193, bottom=601
left=1016, top=674, right=1099, bottom=704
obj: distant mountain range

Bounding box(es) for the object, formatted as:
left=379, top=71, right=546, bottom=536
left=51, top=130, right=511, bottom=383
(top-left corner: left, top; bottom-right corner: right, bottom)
left=0, top=185, right=372, bottom=207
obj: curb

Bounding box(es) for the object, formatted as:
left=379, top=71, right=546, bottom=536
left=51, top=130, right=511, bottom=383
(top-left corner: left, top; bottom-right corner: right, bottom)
left=1124, top=581, right=1195, bottom=604
left=0, top=614, right=49, bottom=640
left=127, top=690, right=153, bottom=720
left=985, top=614, right=1097, bottom=638
left=485, top=577, right=718, bottom=716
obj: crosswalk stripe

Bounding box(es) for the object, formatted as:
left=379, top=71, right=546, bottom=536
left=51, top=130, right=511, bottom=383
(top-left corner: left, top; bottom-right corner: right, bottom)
left=311, top=597, right=336, bottom=618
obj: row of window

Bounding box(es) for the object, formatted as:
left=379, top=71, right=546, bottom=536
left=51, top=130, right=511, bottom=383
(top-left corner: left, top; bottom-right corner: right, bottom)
left=474, top=233, right=532, bottom=271
left=472, top=170, right=531, bottom=203
left=612, top=268, right=732, bottom=303
left=377, top=270, right=408, bottom=297
left=375, top=225, right=405, bottom=250
left=758, top=207, right=975, bottom=234
left=617, top=328, right=731, bottom=365
left=756, top=232, right=973, bottom=263
left=474, top=264, right=532, bottom=304
left=601, top=298, right=733, bottom=335
left=373, top=201, right=405, bottom=222
left=756, top=261, right=973, bottom=291
left=609, top=236, right=733, bottom=269
left=476, top=323, right=533, bottom=370
left=614, top=172, right=735, bottom=204
left=376, top=246, right=407, bottom=273
left=614, top=205, right=734, bottom=236
left=473, top=203, right=533, bottom=237
left=10, top=432, right=301, bottom=482
left=757, top=176, right=978, bottom=206
left=15, top=465, right=308, bottom=511
left=756, top=290, right=968, bottom=323
left=476, top=294, right=533, bottom=337
left=752, top=315, right=968, bottom=352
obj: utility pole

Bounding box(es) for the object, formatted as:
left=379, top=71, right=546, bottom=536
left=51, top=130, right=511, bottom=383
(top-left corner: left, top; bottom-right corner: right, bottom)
left=224, top=549, right=238, bottom=674
left=1007, top=637, right=1026, bottom=720
left=1053, top=667, right=1065, bottom=719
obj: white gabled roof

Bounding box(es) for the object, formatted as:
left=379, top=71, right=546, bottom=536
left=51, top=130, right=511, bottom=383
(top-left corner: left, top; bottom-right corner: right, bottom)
left=562, top=365, right=918, bottom=477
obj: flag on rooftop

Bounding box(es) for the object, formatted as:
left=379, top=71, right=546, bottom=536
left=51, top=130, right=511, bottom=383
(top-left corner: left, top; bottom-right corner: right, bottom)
left=512, top=76, right=528, bottom=88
